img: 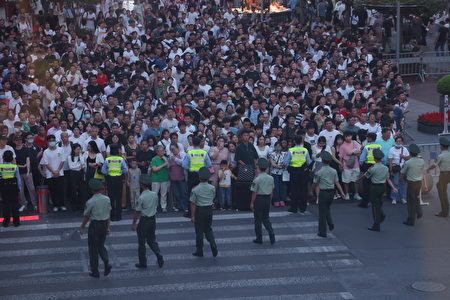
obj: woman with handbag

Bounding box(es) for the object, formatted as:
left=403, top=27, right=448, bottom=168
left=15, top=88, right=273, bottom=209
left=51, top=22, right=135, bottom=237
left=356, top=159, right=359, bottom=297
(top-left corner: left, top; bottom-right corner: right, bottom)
left=81, top=141, right=105, bottom=201
left=388, top=136, right=409, bottom=205
left=339, top=131, right=362, bottom=201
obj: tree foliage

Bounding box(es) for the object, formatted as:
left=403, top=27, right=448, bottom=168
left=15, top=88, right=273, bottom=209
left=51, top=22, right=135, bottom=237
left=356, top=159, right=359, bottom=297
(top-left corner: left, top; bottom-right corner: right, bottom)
left=355, top=0, right=447, bottom=16
left=437, top=75, right=450, bottom=95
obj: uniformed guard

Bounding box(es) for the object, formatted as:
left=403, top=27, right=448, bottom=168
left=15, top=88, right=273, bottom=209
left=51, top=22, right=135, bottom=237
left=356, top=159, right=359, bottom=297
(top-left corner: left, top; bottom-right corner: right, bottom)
left=364, top=149, right=397, bottom=232
left=426, top=137, right=450, bottom=217
left=101, top=145, right=128, bottom=221
left=314, top=151, right=345, bottom=238
left=0, top=150, right=21, bottom=227
left=190, top=167, right=218, bottom=257
left=250, top=158, right=276, bottom=245
left=358, top=133, right=382, bottom=208
left=79, top=179, right=112, bottom=278
left=401, top=144, right=425, bottom=226
left=284, top=135, right=312, bottom=214
left=132, top=174, right=164, bottom=269
left=182, top=136, right=212, bottom=218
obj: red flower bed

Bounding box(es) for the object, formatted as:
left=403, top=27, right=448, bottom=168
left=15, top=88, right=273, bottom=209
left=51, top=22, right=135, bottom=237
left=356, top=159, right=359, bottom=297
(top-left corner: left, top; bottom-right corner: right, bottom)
left=418, top=112, right=450, bottom=127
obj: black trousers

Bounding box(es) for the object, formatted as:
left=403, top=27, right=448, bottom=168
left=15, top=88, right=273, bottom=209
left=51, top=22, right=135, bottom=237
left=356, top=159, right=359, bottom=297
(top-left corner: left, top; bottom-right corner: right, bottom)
left=1, top=186, right=20, bottom=226
left=406, top=180, right=422, bottom=225
left=106, top=176, right=123, bottom=221
left=318, top=189, right=334, bottom=235
left=360, top=164, right=372, bottom=207
left=137, top=216, right=161, bottom=266
left=253, top=195, right=274, bottom=240
left=289, top=167, right=308, bottom=212
left=186, top=172, right=200, bottom=216
left=194, top=206, right=217, bottom=253
left=47, top=176, right=65, bottom=207
left=69, top=170, right=84, bottom=210
left=63, top=170, right=71, bottom=206
left=370, top=184, right=385, bottom=228
left=88, top=220, right=109, bottom=274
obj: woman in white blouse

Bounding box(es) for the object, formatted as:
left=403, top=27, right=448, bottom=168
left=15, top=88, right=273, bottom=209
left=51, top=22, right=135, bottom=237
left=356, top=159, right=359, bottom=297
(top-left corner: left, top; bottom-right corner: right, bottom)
left=68, top=143, right=84, bottom=210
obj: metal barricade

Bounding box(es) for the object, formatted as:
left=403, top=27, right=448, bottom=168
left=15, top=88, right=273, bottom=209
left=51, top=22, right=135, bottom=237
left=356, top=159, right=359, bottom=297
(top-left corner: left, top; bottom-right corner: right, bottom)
left=417, top=143, right=440, bottom=177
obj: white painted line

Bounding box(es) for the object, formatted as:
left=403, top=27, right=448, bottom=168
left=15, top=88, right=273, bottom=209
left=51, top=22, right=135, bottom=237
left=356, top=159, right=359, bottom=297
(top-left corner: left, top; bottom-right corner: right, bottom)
left=0, top=234, right=340, bottom=257
left=2, top=275, right=334, bottom=300
left=217, top=292, right=355, bottom=300
left=0, top=259, right=363, bottom=288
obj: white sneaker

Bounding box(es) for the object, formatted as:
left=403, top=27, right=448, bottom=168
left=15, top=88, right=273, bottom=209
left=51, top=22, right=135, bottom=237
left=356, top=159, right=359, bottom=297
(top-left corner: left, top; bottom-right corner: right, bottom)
left=401, top=198, right=407, bottom=204
left=172, top=207, right=179, bottom=212
left=18, top=205, right=26, bottom=212
left=52, top=207, right=59, bottom=212
left=345, top=194, right=351, bottom=201
left=162, top=208, right=167, bottom=213
left=34, top=206, right=38, bottom=212
left=392, top=199, right=397, bottom=205
left=354, top=194, right=362, bottom=201
left=60, top=206, right=67, bottom=211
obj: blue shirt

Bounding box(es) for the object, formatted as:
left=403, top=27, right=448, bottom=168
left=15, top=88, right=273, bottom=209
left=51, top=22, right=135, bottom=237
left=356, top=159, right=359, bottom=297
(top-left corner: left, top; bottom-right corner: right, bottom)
left=182, top=148, right=212, bottom=171
left=143, top=127, right=162, bottom=140
left=359, top=143, right=372, bottom=164
left=283, top=146, right=312, bottom=167
left=375, top=137, right=396, bottom=165
left=101, top=158, right=128, bottom=175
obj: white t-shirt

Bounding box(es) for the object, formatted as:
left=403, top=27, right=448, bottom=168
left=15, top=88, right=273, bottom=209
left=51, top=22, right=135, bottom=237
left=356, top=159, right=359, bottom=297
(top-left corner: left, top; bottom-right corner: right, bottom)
left=355, top=122, right=371, bottom=131
left=219, top=169, right=232, bottom=187
left=40, top=147, right=66, bottom=178
left=161, top=118, right=179, bottom=133
left=305, top=134, right=318, bottom=147
left=388, top=146, right=409, bottom=167
left=255, top=145, right=271, bottom=159
left=83, top=137, right=106, bottom=152
left=0, top=145, right=16, bottom=163
left=318, top=129, right=341, bottom=147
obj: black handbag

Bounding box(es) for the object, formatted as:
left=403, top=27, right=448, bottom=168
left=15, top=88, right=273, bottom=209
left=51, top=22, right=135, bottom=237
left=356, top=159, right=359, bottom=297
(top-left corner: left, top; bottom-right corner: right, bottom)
left=237, top=164, right=254, bottom=182
left=392, top=147, right=404, bottom=173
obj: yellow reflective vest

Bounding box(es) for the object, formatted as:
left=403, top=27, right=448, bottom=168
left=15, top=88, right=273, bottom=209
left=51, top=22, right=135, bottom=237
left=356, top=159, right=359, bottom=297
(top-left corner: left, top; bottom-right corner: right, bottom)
left=288, top=146, right=307, bottom=167
left=188, top=149, right=207, bottom=171
left=0, top=164, right=17, bottom=179
left=105, top=156, right=124, bottom=176
left=364, top=144, right=382, bottom=164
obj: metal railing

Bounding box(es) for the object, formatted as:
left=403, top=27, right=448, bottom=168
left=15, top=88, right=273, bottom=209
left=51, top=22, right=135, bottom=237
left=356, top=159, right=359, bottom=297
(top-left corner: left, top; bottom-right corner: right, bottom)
left=417, top=143, right=440, bottom=177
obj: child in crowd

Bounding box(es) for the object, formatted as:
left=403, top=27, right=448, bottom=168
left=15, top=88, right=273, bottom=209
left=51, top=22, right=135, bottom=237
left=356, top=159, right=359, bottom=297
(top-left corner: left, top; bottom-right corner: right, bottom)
left=127, top=159, right=141, bottom=209
left=218, top=160, right=236, bottom=210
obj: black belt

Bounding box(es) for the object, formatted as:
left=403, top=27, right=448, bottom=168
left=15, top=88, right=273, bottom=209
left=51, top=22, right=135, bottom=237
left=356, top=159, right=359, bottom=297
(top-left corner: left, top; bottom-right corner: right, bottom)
left=91, top=220, right=108, bottom=223
left=320, top=189, right=335, bottom=192
left=141, top=215, right=155, bottom=219
left=196, top=205, right=212, bottom=208
left=372, top=183, right=385, bottom=186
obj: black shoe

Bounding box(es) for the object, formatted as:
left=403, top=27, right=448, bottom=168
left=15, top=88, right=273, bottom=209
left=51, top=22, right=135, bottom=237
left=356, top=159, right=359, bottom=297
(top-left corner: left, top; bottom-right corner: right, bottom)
left=269, top=234, right=276, bottom=245
left=368, top=226, right=380, bottom=232
left=2, top=223, right=9, bottom=228
left=104, top=264, right=112, bottom=276
left=403, top=221, right=414, bottom=226
left=287, top=208, right=297, bottom=213
left=317, top=233, right=327, bottom=238
left=135, top=263, right=147, bottom=269
left=417, top=213, right=423, bottom=219
left=435, top=212, right=448, bottom=218
left=89, top=272, right=100, bottom=278
left=13, top=222, right=20, bottom=227
left=192, top=251, right=204, bottom=257
left=211, top=247, right=218, bottom=257
left=328, top=224, right=335, bottom=231
left=183, top=212, right=191, bottom=218
left=358, top=203, right=368, bottom=208
left=157, top=255, right=164, bottom=268
left=253, top=239, right=263, bottom=244
left=380, top=215, right=385, bottom=223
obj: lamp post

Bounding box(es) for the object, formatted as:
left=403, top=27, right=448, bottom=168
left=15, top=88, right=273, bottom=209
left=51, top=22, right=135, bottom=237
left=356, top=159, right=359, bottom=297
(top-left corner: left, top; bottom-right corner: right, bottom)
left=440, top=95, right=449, bottom=136
left=395, top=0, right=400, bottom=68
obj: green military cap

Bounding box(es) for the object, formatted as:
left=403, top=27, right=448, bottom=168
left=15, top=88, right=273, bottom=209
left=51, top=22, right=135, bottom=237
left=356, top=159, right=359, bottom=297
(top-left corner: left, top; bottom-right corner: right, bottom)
left=439, top=137, right=450, bottom=147
left=257, top=158, right=270, bottom=169
left=320, top=151, right=332, bottom=161
left=373, top=148, right=384, bottom=160
left=408, top=143, right=420, bottom=154
left=139, top=174, right=152, bottom=185
left=198, top=167, right=211, bottom=180
left=88, top=178, right=104, bottom=190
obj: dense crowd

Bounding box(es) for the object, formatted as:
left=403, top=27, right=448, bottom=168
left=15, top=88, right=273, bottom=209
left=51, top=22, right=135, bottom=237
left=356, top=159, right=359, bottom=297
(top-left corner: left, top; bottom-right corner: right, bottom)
left=0, top=0, right=420, bottom=217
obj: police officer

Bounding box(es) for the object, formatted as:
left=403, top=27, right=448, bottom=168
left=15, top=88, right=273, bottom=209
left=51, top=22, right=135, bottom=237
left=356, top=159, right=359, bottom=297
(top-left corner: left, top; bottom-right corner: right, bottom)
left=190, top=167, right=218, bottom=257
left=132, top=174, right=164, bottom=269
left=284, top=135, right=312, bottom=214
left=79, top=179, right=112, bottom=278
left=0, top=150, right=21, bottom=227
left=364, top=149, right=397, bottom=232
left=401, top=144, right=425, bottom=226
left=250, top=158, right=275, bottom=245
left=358, top=132, right=382, bottom=208
left=182, top=136, right=212, bottom=218
left=314, top=151, right=346, bottom=237
left=101, top=145, right=128, bottom=221
left=426, top=137, right=450, bottom=217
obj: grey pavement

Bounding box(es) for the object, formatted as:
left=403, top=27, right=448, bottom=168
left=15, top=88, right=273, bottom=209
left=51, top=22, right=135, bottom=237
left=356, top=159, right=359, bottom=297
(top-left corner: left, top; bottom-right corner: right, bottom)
left=403, top=96, right=441, bottom=145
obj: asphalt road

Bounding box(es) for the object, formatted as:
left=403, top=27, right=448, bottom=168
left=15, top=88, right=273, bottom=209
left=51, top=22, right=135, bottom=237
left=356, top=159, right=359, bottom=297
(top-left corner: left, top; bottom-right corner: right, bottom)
left=1, top=189, right=449, bottom=300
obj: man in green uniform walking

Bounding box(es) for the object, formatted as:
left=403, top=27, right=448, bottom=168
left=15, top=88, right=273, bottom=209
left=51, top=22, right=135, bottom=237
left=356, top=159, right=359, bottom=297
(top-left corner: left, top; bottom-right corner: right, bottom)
left=79, top=179, right=112, bottom=278
left=250, top=158, right=276, bottom=245
left=364, top=149, right=397, bottom=232
left=132, top=174, right=164, bottom=269
left=190, top=167, right=218, bottom=257
left=401, top=144, right=425, bottom=226
left=426, top=137, right=450, bottom=217
left=314, top=151, right=346, bottom=238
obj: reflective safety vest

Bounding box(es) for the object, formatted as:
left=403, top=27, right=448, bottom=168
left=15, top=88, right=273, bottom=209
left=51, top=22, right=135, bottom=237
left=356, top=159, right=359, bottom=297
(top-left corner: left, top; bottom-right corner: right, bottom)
left=0, top=164, right=17, bottom=179
left=364, top=144, right=382, bottom=164
left=106, top=156, right=124, bottom=176
left=288, top=146, right=307, bottom=168
left=188, top=149, right=207, bottom=171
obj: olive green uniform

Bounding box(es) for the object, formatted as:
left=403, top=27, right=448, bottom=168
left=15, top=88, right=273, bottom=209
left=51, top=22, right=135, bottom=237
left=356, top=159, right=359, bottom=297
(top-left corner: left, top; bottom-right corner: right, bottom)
left=84, top=194, right=112, bottom=274
left=135, top=190, right=162, bottom=266
left=364, top=163, right=389, bottom=229
left=250, top=172, right=275, bottom=241
left=401, top=157, right=425, bottom=225
left=314, top=166, right=339, bottom=236
left=436, top=150, right=450, bottom=216
left=190, top=182, right=217, bottom=255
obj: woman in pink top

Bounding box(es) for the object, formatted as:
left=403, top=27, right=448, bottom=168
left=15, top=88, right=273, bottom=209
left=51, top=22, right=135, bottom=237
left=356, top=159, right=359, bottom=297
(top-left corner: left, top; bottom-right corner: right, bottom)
left=339, top=131, right=362, bottom=201
left=208, top=136, right=229, bottom=189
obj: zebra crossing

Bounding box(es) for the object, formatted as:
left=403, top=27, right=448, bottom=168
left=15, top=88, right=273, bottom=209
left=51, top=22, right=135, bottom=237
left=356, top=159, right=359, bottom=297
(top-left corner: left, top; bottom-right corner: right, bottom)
left=0, top=210, right=367, bottom=299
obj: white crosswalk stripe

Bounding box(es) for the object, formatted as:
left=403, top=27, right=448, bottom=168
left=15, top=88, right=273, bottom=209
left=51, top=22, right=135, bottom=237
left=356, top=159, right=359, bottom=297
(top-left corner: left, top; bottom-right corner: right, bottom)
left=0, top=211, right=362, bottom=299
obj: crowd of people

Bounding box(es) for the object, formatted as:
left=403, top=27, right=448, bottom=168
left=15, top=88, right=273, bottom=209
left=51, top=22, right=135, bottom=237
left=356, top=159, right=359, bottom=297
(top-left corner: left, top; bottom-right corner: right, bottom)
left=0, top=0, right=448, bottom=229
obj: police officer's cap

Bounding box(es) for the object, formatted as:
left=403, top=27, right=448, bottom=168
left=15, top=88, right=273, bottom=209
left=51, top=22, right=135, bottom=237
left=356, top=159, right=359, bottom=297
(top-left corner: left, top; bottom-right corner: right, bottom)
left=373, top=148, right=384, bottom=160
left=408, top=144, right=420, bottom=154
left=198, top=167, right=211, bottom=180
left=320, top=151, right=332, bottom=161
left=257, top=158, right=270, bottom=169
left=439, top=137, right=450, bottom=147
left=139, top=174, right=152, bottom=185
left=88, top=178, right=104, bottom=190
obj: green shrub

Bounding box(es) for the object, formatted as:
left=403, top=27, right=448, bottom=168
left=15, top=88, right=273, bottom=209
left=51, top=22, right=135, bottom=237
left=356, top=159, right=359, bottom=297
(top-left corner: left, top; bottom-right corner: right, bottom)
left=437, top=75, right=450, bottom=95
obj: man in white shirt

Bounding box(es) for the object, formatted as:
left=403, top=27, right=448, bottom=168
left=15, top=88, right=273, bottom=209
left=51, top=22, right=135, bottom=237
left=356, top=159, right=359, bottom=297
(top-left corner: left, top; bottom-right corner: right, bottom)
left=0, top=135, right=16, bottom=163
left=355, top=112, right=371, bottom=131
left=54, top=120, right=73, bottom=142
left=103, top=77, right=120, bottom=96
left=82, top=126, right=106, bottom=155
left=161, top=108, right=179, bottom=133
left=318, top=118, right=341, bottom=147
left=9, top=90, right=23, bottom=114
